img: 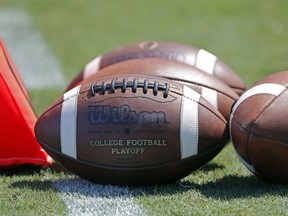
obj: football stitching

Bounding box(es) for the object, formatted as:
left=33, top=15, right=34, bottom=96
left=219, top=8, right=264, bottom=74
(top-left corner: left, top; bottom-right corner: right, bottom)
left=230, top=117, right=254, bottom=166
left=162, top=77, right=238, bottom=101
left=90, top=78, right=170, bottom=98
left=249, top=133, right=288, bottom=147
left=249, top=88, right=288, bottom=144
left=181, top=94, right=227, bottom=124
left=249, top=87, right=286, bottom=134
left=245, top=87, right=287, bottom=165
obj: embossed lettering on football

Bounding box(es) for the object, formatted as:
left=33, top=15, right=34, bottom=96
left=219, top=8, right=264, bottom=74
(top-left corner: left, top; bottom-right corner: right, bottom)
left=230, top=71, right=288, bottom=183
left=66, top=40, right=245, bottom=95
left=35, top=74, right=228, bottom=185
left=78, top=58, right=239, bottom=121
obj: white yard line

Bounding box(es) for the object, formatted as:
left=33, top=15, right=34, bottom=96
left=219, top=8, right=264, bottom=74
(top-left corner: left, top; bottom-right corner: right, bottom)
left=54, top=178, right=145, bottom=216
left=0, top=8, right=66, bottom=89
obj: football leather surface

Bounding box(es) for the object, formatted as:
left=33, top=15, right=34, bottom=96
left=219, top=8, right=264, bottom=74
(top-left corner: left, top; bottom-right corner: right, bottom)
left=36, top=74, right=228, bottom=185
left=230, top=71, right=288, bottom=183
left=78, top=58, right=239, bottom=121
left=66, top=40, right=245, bottom=95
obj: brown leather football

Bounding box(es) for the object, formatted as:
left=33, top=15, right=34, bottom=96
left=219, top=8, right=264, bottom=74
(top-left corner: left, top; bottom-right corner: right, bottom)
left=66, top=40, right=245, bottom=95
left=35, top=74, right=228, bottom=185
left=230, top=71, right=288, bottom=183
left=78, top=58, right=239, bottom=121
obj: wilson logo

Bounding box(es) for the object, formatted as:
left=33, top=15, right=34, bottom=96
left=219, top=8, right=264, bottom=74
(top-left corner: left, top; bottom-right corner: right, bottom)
left=88, top=105, right=168, bottom=125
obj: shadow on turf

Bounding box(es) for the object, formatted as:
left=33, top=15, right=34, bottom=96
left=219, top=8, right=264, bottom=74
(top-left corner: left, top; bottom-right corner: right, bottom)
left=198, top=163, right=225, bottom=172
left=0, top=163, right=70, bottom=177
left=0, top=164, right=43, bottom=177
left=4, top=163, right=73, bottom=192
left=179, top=175, right=288, bottom=200
left=9, top=179, right=55, bottom=191
left=6, top=163, right=288, bottom=200
left=130, top=175, right=288, bottom=200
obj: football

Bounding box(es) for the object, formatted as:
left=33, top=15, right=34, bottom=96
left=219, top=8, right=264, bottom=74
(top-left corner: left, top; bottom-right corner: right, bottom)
left=35, top=74, right=228, bottom=185
left=78, top=58, right=239, bottom=121
left=66, top=40, right=245, bottom=95
left=230, top=71, right=288, bottom=183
